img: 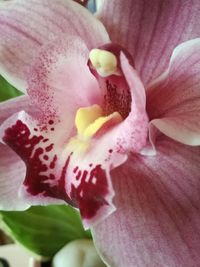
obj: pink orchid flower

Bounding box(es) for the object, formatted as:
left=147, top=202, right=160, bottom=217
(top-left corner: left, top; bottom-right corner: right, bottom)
left=0, top=0, right=200, bottom=266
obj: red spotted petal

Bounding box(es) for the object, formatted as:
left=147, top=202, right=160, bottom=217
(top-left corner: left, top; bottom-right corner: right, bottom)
left=1, top=112, right=69, bottom=206
left=28, top=35, right=101, bottom=139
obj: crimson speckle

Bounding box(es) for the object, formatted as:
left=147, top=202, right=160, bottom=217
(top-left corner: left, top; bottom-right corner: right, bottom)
left=104, top=79, right=131, bottom=118
left=45, top=143, right=54, bottom=152
left=109, top=149, right=113, bottom=153
left=43, top=155, right=49, bottom=160
left=49, top=155, right=57, bottom=169
left=70, top=165, right=109, bottom=219
left=48, top=120, right=54, bottom=125
left=73, top=166, right=78, bottom=173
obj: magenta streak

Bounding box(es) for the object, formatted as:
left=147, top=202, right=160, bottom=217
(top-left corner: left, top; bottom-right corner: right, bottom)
left=57, top=154, right=75, bottom=206
left=73, top=166, right=78, bottom=173
left=0, top=19, right=42, bottom=45
left=76, top=170, right=82, bottom=181
left=49, top=155, right=57, bottom=169
left=45, top=144, right=54, bottom=152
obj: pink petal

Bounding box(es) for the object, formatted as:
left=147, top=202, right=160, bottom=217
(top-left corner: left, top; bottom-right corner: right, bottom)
left=0, top=95, right=31, bottom=123
left=0, top=96, right=31, bottom=210
left=69, top=53, right=148, bottom=227
left=0, top=0, right=109, bottom=92
left=93, top=137, right=200, bottom=267
left=0, top=111, right=68, bottom=207
left=28, top=35, right=101, bottom=136
left=88, top=50, right=148, bottom=153
left=0, top=108, right=122, bottom=223
left=0, top=143, right=28, bottom=210
left=0, top=54, right=148, bottom=226
left=0, top=98, right=64, bottom=209
left=117, top=53, right=148, bottom=152
left=98, top=0, right=200, bottom=85
left=147, top=39, right=200, bottom=146
left=0, top=108, right=125, bottom=222
left=66, top=146, right=127, bottom=229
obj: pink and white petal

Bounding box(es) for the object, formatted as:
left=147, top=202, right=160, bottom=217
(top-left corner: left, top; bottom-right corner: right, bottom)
left=0, top=54, right=148, bottom=221
left=28, top=35, right=101, bottom=139
left=59, top=116, right=128, bottom=228
left=0, top=96, right=39, bottom=210
left=0, top=143, right=29, bottom=210
left=0, top=0, right=109, bottom=92
left=93, top=137, right=200, bottom=267
left=98, top=0, right=200, bottom=85
left=0, top=111, right=70, bottom=208
left=147, top=38, right=200, bottom=146
left=0, top=95, right=33, bottom=123
left=115, top=53, right=148, bottom=153
left=150, top=117, right=200, bottom=147
left=0, top=107, right=125, bottom=220
left=0, top=95, right=41, bottom=210
left=66, top=54, right=148, bottom=228
left=89, top=51, right=148, bottom=153
left=65, top=150, right=126, bottom=229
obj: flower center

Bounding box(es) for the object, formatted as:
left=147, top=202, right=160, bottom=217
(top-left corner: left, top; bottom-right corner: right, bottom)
left=88, top=44, right=133, bottom=119
left=68, top=104, right=122, bottom=154
left=75, top=104, right=122, bottom=139
left=69, top=44, right=134, bottom=154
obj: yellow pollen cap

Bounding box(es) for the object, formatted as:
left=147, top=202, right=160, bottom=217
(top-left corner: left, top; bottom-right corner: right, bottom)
left=75, top=104, right=103, bottom=135
left=69, top=104, right=122, bottom=154
left=89, top=49, right=118, bottom=77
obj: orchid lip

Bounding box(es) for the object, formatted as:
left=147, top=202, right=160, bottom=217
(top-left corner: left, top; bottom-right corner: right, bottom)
left=0, top=32, right=148, bottom=228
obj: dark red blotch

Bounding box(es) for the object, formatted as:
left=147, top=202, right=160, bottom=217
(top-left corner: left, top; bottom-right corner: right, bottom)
left=3, top=120, right=72, bottom=203
left=71, top=165, right=109, bottom=219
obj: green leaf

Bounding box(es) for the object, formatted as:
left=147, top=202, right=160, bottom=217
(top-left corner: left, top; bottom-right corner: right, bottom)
left=0, top=75, right=23, bottom=102
left=0, top=205, right=91, bottom=259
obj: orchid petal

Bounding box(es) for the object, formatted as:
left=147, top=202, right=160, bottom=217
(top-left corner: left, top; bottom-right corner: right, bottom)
left=0, top=108, right=126, bottom=223
left=0, top=109, right=123, bottom=226
left=66, top=54, right=148, bottom=227
left=117, top=53, right=148, bottom=152
left=0, top=144, right=28, bottom=210
left=147, top=38, right=200, bottom=146
left=93, top=137, right=200, bottom=267
left=0, top=111, right=67, bottom=208
left=0, top=96, right=32, bottom=210
left=98, top=0, right=200, bottom=85
left=0, top=0, right=109, bottom=92
left=89, top=51, right=148, bottom=153
left=0, top=52, right=148, bottom=226
left=0, top=95, right=32, bottom=123
left=28, top=35, right=101, bottom=140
